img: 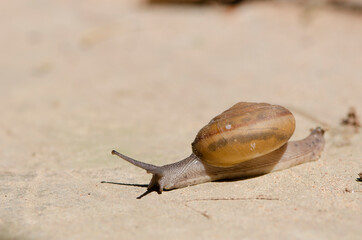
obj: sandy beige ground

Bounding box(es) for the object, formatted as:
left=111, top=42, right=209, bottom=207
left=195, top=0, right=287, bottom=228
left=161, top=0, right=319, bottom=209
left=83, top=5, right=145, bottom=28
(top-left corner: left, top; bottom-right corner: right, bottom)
left=1, top=0, right=361, bottom=239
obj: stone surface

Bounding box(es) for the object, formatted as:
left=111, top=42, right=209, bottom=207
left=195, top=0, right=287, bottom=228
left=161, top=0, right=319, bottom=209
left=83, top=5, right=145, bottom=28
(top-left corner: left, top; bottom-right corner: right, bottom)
left=0, top=0, right=361, bottom=239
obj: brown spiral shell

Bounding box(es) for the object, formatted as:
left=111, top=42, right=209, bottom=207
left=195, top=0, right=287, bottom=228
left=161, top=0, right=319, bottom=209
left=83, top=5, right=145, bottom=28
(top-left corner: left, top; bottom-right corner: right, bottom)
left=191, top=102, right=296, bottom=167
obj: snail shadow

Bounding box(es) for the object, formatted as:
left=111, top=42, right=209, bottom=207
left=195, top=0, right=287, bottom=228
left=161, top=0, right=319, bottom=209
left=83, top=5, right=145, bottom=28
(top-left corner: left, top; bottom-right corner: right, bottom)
left=100, top=181, right=163, bottom=199
left=100, top=174, right=266, bottom=199
left=213, top=173, right=266, bottom=182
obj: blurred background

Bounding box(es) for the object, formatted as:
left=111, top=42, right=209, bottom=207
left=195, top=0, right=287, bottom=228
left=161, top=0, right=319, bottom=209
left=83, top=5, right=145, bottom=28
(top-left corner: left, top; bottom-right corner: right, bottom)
left=1, top=0, right=361, bottom=170
left=1, top=1, right=361, bottom=239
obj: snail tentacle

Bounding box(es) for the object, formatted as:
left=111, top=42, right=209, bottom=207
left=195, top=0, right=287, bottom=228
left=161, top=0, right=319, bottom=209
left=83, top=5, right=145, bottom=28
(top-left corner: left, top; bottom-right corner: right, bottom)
left=111, top=150, right=164, bottom=175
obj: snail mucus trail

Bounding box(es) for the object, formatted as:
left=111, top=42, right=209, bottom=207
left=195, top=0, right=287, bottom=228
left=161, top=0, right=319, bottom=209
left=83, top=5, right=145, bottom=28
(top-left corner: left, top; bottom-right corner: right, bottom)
left=110, top=102, right=325, bottom=193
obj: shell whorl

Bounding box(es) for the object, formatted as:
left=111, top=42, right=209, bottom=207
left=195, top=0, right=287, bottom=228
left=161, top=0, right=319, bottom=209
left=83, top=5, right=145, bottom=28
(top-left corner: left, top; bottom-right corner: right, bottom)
left=191, top=102, right=296, bottom=167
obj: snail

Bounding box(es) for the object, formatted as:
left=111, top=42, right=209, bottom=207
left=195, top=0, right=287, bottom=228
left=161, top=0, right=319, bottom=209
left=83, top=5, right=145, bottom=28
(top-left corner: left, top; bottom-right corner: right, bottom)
left=112, top=102, right=325, bottom=193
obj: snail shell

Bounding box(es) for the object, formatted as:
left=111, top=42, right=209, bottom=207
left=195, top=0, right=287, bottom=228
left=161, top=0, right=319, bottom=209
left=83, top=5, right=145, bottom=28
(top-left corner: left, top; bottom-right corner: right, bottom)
left=110, top=102, right=325, bottom=193
left=192, top=102, right=295, bottom=167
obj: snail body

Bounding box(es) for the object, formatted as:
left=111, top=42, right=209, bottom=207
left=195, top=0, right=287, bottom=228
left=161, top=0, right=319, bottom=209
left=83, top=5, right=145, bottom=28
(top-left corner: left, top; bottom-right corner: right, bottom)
left=112, top=102, right=325, bottom=192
